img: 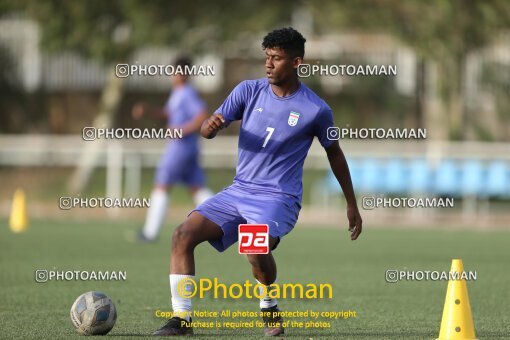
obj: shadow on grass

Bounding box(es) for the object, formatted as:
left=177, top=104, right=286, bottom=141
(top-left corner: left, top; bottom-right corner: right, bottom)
left=105, top=330, right=510, bottom=338
left=109, top=332, right=238, bottom=337
left=109, top=334, right=152, bottom=337
left=261, top=330, right=436, bottom=338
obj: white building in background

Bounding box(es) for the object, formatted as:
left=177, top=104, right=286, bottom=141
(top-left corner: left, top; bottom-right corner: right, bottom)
left=0, top=18, right=223, bottom=93
left=0, top=18, right=41, bottom=92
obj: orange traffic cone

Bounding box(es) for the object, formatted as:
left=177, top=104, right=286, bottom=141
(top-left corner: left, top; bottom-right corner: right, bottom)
left=437, top=259, right=476, bottom=340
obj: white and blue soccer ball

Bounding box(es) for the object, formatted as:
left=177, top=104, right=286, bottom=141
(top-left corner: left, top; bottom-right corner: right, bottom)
left=70, top=291, right=117, bottom=335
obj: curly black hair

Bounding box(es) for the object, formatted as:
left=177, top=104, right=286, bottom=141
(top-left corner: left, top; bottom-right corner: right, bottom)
left=262, top=27, right=306, bottom=59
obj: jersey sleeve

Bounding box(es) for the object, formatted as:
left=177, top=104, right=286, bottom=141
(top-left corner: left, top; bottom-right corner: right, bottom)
left=214, top=81, right=249, bottom=127
left=315, top=105, right=335, bottom=148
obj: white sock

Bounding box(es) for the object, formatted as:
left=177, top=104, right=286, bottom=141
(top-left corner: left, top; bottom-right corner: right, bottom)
left=142, top=190, right=169, bottom=240
left=193, top=188, right=213, bottom=206
left=170, top=274, right=193, bottom=321
left=257, top=279, right=278, bottom=309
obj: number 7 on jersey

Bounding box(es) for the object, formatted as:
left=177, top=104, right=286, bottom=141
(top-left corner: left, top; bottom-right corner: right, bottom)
left=263, top=127, right=275, bottom=148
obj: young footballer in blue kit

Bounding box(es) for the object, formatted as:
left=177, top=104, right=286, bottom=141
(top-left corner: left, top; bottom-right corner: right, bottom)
left=132, top=57, right=213, bottom=243
left=153, top=28, right=363, bottom=336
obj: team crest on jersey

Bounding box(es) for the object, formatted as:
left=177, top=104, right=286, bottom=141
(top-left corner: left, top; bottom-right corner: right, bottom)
left=288, top=111, right=300, bottom=126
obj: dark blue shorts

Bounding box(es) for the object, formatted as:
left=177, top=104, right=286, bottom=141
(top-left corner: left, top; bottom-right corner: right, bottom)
left=190, top=184, right=301, bottom=252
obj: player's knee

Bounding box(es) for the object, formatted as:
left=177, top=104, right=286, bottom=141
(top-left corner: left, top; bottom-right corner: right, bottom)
left=247, top=254, right=265, bottom=270
left=154, top=184, right=169, bottom=192
left=171, top=223, right=196, bottom=251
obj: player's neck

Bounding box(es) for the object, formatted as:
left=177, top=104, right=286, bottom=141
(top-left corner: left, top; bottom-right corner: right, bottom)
left=270, top=80, right=300, bottom=98
left=172, top=81, right=187, bottom=89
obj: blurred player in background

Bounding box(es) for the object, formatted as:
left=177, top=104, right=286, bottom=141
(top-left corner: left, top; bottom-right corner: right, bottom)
left=153, top=28, right=362, bottom=336
left=132, top=56, right=213, bottom=243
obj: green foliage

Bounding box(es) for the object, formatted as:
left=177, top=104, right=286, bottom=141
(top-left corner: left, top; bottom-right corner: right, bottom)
left=310, top=0, right=510, bottom=140
left=15, top=0, right=300, bottom=63
left=312, top=0, right=510, bottom=60
left=19, top=0, right=134, bottom=62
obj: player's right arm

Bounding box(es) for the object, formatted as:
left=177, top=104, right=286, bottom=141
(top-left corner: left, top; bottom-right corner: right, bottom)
left=201, top=81, right=248, bottom=139
left=200, top=114, right=226, bottom=139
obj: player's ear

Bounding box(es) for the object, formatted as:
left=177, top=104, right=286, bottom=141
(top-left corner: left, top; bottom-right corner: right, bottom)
left=293, top=57, right=303, bottom=69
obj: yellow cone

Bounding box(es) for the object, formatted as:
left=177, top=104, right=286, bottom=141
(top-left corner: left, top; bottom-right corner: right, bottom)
left=9, top=189, right=29, bottom=233
left=437, top=259, right=476, bottom=340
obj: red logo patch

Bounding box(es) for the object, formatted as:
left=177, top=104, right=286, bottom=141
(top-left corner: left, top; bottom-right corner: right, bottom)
left=238, top=224, right=269, bottom=254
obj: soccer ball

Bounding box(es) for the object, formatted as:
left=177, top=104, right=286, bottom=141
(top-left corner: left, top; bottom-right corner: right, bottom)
left=70, top=291, right=117, bottom=335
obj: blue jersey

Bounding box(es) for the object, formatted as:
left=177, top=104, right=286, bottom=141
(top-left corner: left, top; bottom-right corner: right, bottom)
left=164, top=83, right=206, bottom=150
left=215, top=78, right=334, bottom=202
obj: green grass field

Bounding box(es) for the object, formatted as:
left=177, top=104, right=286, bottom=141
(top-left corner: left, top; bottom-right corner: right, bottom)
left=1, top=220, right=510, bottom=339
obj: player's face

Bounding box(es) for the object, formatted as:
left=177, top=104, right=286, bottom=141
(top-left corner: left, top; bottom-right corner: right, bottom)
left=265, top=48, right=301, bottom=85
left=171, top=74, right=188, bottom=86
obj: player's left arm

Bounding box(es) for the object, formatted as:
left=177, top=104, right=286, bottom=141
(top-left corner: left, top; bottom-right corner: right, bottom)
left=325, top=141, right=363, bottom=240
